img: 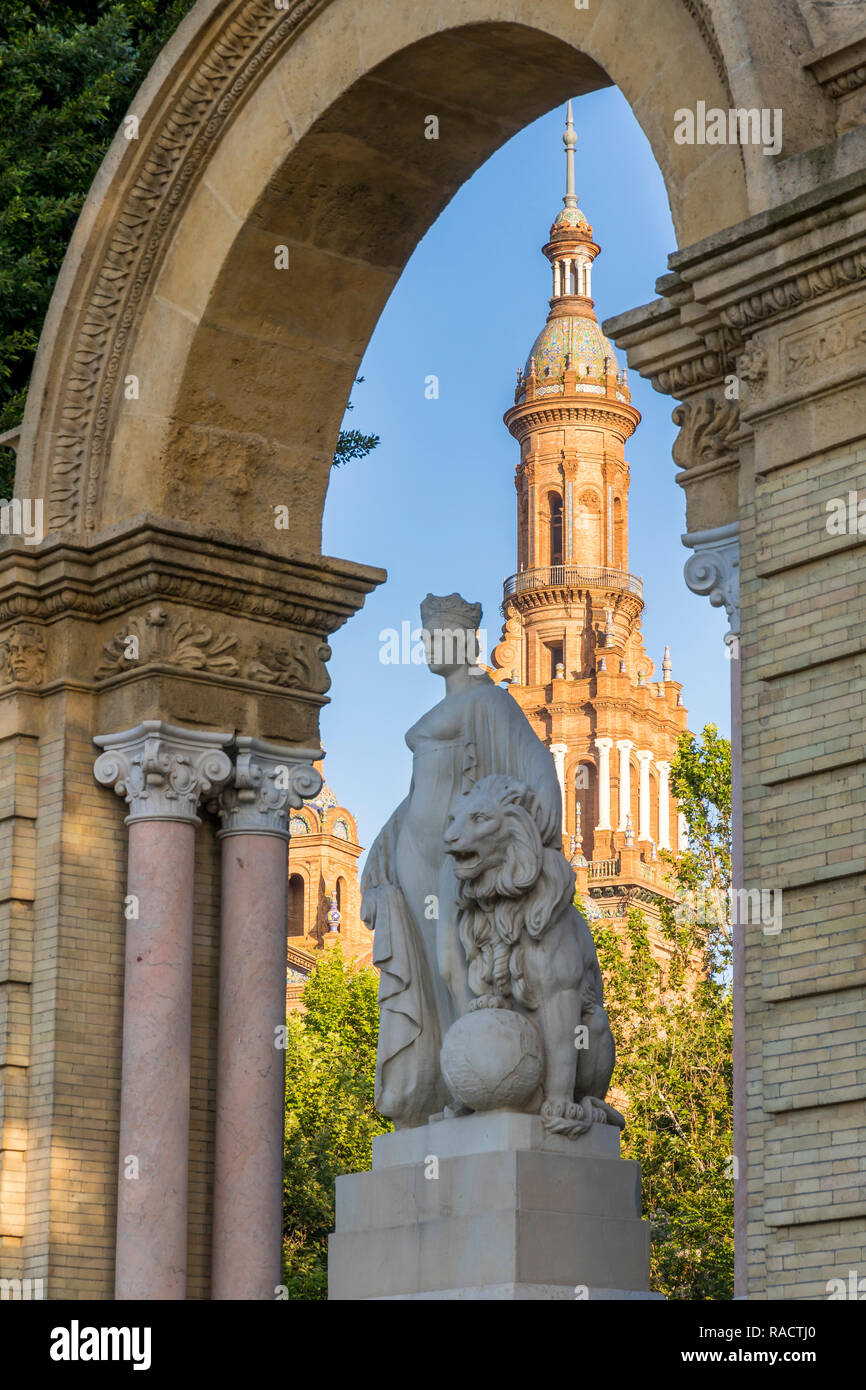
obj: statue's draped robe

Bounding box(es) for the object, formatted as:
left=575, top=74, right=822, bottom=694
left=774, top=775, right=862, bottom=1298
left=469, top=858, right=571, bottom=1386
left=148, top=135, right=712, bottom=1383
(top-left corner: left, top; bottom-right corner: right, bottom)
left=361, top=678, right=562, bottom=1127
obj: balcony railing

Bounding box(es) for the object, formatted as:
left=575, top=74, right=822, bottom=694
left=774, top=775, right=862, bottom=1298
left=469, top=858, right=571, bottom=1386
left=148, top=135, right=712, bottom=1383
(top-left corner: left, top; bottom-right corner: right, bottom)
left=588, top=856, right=620, bottom=879
left=503, top=565, right=643, bottom=600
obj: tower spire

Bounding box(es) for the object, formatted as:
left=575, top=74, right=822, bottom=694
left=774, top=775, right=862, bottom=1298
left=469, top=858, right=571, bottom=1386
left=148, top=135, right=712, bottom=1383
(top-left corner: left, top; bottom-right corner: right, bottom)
left=563, top=100, right=578, bottom=210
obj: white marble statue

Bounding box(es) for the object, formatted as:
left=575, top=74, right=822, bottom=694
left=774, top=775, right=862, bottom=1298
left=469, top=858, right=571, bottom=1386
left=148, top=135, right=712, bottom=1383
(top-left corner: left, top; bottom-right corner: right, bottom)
left=361, top=593, right=623, bottom=1138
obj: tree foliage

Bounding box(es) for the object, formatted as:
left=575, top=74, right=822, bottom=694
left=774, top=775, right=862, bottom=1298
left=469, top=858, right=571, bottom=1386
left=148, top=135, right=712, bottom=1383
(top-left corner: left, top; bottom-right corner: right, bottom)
left=282, top=946, right=390, bottom=1300
left=589, top=723, right=734, bottom=1300
left=332, top=377, right=379, bottom=468
left=0, top=3, right=377, bottom=497
left=0, top=1, right=196, bottom=493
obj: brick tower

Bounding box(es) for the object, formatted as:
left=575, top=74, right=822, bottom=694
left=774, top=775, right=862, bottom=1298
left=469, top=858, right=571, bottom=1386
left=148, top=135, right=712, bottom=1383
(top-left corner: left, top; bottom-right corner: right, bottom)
left=285, top=763, right=372, bottom=1010
left=491, top=104, right=689, bottom=941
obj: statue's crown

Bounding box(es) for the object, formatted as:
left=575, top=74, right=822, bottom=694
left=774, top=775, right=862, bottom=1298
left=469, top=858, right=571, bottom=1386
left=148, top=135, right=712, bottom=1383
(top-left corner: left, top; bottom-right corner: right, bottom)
left=420, top=592, right=482, bottom=631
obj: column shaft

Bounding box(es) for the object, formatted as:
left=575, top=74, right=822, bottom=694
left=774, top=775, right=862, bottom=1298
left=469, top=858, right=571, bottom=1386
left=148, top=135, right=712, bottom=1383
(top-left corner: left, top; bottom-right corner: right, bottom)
left=212, top=833, right=289, bottom=1299
left=637, top=752, right=652, bottom=841
left=94, top=720, right=232, bottom=1301
left=595, top=739, right=612, bottom=831
left=211, top=739, right=321, bottom=1299
left=657, top=762, right=671, bottom=850
left=617, top=741, right=633, bottom=831
left=115, top=820, right=195, bottom=1299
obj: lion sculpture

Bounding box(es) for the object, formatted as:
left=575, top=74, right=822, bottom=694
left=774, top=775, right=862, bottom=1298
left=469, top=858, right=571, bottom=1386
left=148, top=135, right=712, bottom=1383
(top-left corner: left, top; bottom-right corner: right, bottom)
left=439, top=773, right=625, bottom=1139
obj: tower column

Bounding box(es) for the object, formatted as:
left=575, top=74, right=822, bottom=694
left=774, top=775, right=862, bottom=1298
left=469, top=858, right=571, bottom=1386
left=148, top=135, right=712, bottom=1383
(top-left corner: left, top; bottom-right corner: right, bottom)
left=549, top=742, right=568, bottom=831
left=212, top=738, right=322, bottom=1300
left=636, top=749, right=653, bottom=842
left=656, top=760, right=671, bottom=850
left=594, top=737, right=613, bottom=831
left=93, top=722, right=233, bottom=1300
left=616, top=739, right=634, bottom=831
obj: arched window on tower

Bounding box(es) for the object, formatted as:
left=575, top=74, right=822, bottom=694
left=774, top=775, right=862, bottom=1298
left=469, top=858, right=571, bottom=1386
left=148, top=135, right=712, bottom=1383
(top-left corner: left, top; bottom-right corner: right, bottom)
left=548, top=492, right=563, bottom=567
left=336, top=876, right=347, bottom=922
left=287, top=874, right=305, bottom=937
left=613, top=495, right=623, bottom=569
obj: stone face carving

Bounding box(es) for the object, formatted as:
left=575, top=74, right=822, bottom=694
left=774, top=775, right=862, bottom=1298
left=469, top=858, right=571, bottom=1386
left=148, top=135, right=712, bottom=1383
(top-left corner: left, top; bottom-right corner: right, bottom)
left=217, top=737, right=323, bottom=838
left=361, top=593, right=622, bottom=1138
left=736, top=341, right=768, bottom=394
left=0, top=623, right=47, bottom=686
left=682, top=522, right=740, bottom=635
left=93, top=720, right=233, bottom=823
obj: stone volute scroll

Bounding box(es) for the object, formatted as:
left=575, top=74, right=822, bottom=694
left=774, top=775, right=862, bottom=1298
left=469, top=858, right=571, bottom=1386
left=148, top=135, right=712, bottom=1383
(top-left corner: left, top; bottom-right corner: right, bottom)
left=360, top=592, right=624, bottom=1139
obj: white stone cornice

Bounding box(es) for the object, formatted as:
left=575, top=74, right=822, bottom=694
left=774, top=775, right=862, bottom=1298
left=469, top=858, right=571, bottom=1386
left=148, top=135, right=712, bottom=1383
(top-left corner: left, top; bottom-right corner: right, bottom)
left=94, top=720, right=233, bottom=824
left=217, top=737, right=323, bottom=839
left=682, top=521, right=740, bottom=636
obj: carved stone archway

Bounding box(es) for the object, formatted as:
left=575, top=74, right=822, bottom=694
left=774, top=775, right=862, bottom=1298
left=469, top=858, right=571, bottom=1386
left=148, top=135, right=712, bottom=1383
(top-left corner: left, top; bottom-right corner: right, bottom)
left=1, top=0, right=864, bottom=1302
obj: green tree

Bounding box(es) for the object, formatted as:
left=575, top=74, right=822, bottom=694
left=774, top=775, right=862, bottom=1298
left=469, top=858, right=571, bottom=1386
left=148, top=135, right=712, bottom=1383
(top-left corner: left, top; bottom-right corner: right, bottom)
left=0, top=3, right=377, bottom=496
left=331, top=376, right=380, bottom=469
left=588, top=723, right=734, bottom=1300
left=282, top=946, right=390, bottom=1300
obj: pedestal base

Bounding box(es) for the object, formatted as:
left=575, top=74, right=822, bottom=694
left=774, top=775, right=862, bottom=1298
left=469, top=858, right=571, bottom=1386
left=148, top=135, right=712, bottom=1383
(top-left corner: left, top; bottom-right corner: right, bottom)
left=328, top=1111, right=662, bottom=1301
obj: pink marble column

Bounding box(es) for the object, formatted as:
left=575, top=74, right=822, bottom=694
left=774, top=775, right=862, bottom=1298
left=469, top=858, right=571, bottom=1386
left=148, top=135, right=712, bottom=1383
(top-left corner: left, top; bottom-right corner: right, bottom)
left=212, top=739, right=321, bottom=1300
left=94, top=722, right=232, bottom=1300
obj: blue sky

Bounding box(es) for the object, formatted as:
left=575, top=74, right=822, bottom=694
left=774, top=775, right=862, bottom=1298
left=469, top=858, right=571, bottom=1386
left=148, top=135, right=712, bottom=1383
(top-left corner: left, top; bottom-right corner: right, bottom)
left=319, top=86, right=730, bottom=854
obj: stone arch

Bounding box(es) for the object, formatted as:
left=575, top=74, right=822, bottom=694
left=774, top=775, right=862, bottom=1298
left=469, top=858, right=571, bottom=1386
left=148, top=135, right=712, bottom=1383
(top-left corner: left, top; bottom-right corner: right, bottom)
left=4, top=0, right=859, bottom=1307
left=16, top=0, right=819, bottom=548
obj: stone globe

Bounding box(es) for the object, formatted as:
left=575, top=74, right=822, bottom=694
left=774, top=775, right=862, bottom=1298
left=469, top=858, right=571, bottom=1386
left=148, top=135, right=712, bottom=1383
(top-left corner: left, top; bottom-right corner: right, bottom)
left=440, top=1008, right=543, bottom=1112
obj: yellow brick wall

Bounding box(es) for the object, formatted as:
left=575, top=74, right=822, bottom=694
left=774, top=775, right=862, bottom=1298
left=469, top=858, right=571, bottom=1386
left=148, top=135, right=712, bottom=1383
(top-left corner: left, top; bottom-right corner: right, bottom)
left=743, top=438, right=866, bottom=1297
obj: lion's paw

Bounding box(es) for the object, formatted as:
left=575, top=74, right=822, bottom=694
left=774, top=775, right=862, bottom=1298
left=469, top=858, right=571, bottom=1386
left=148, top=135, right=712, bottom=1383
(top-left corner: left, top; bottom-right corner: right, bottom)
left=580, top=1096, right=626, bottom=1130
left=541, top=1096, right=593, bottom=1139
left=467, top=992, right=510, bottom=1012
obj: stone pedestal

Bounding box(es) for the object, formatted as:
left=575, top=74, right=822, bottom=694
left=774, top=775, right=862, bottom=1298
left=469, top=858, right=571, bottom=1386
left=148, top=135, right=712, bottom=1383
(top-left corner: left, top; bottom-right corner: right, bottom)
left=328, top=1112, right=661, bottom=1300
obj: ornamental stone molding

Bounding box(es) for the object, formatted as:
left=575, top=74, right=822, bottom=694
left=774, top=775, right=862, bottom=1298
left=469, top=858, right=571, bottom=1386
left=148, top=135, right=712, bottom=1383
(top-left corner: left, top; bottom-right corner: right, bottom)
left=217, top=737, right=323, bottom=839
left=604, top=170, right=866, bottom=533
left=93, top=721, right=233, bottom=824
left=682, top=522, right=740, bottom=637
left=96, top=607, right=239, bottom=679
left=671, top=395, right=741, bottom=471
left=42, top=0, right=325, bottom=533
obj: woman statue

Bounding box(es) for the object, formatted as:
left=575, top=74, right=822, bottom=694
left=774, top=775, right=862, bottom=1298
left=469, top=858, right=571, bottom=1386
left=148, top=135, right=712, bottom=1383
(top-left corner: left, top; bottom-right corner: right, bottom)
left=361, top=593, right=562, bottom=1128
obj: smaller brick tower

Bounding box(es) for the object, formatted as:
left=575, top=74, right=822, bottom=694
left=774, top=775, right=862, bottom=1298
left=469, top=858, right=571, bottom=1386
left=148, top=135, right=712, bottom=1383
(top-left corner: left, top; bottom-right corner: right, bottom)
left=492, top=103, right=689, bottom=947
left=285, top=763, right=372, bottom=1009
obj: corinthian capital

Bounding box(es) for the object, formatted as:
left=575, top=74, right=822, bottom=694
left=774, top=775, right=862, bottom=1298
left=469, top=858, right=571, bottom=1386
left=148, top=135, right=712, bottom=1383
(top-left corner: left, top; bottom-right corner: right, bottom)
left=217, top=737, right=323, bottom=839
left=93, top=721, right=233, bottom=824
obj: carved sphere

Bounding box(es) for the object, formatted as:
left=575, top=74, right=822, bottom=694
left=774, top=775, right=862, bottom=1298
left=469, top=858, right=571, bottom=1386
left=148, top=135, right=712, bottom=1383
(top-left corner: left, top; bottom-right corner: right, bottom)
left=440, top=1008, right=543, bottom=1112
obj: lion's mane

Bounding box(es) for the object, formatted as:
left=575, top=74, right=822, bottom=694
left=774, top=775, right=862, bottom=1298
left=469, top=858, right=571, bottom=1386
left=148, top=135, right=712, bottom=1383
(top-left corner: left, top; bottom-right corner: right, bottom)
left=455, top=776, right=576, bottom=1009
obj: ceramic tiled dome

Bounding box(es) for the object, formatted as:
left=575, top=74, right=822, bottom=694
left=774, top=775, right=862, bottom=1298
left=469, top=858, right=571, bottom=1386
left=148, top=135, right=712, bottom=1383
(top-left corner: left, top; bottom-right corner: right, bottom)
left=524, top=314, right=618, bottom=383
left=550, top=205, right=590, bottom=236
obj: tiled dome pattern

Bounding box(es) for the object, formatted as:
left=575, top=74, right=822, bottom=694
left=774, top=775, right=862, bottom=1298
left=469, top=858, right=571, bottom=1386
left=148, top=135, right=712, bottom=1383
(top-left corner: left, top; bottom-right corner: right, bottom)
left=524, top=315, right=619, bottom=383
left=550, top=205, right=590, bottom=235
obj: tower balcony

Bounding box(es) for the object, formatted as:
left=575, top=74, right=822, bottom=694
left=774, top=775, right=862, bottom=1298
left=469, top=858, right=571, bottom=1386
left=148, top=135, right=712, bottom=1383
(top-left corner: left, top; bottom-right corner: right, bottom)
left=503, top=564, right=643, bottom=602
